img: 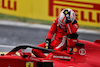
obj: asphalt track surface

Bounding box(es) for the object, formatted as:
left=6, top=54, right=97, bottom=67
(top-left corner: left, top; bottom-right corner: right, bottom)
left=0, top=20, right=99, bottom=52
left=0, top=24, right=99, bottom=45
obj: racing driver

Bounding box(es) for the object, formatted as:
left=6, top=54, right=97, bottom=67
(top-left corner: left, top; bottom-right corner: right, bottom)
left=32, top=8, right=79, bottom=58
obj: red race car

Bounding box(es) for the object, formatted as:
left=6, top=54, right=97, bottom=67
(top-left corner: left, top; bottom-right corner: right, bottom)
left=0, top=39, right=100, bottom=67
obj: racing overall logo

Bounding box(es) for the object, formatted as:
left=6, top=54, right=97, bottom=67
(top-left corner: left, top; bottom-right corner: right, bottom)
left=26, top=62, right=34, bottom=67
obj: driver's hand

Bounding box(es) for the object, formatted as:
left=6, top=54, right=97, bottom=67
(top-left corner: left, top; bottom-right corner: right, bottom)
left=45, top=39, right=51, bottom=49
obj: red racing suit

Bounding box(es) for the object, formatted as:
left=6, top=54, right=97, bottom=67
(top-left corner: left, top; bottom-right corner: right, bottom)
left=32, top=17, right=79, bottom=58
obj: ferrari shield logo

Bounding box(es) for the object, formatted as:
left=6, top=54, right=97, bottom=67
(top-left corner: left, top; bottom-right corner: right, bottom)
left=26, top=62, right=34, bottom=67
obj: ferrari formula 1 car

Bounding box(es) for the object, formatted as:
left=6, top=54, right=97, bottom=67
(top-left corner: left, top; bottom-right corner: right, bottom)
left=0, top=39, right=100, bottom=67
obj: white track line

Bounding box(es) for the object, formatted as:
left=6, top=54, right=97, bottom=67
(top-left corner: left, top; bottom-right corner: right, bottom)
left=0, top=20, right=100, bottom=34
left=0, top=45, right=15, bottom=48
left=0, top=20, right=51, bottom=29
left=77, top=29, right=100, bottom=34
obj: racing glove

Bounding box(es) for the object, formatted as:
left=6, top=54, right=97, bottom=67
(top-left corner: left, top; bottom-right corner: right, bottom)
left=45, top=39, right=51, bottom=49
left=66, top=16, right=71, bottom=23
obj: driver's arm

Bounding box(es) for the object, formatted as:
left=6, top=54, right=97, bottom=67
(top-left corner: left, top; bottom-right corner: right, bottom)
left=66, top=20, right=79, bottom=34
left=45, top=18, right=58, bottom=49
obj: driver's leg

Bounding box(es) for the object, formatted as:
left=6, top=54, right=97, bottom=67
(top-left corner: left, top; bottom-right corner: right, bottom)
left=32, top=42, right=46, bottom=58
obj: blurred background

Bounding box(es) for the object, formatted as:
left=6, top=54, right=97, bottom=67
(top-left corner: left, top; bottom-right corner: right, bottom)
left=0, top=0, right=100, bottom=51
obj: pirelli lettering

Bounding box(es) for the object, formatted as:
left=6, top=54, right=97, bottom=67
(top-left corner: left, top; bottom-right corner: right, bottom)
left=0, top=0, right=17, bottom=10
left=49, top=0, right=100, bottom=23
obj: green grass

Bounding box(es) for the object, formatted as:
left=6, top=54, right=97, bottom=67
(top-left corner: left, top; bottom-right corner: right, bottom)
left=0, top=13, right=100, bottom=30
left=0, top=13, right=53, bottom=25
left=79, top=25, right=100, bottom=30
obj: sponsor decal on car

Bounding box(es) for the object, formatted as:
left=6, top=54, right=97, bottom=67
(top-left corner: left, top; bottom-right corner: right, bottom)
left=53, top=55, right=71, bottom=59
left=79, top=48, right=86, bottom=55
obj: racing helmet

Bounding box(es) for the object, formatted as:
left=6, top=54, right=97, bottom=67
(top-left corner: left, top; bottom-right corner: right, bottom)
left=58, top=8, right=76, bottom=28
